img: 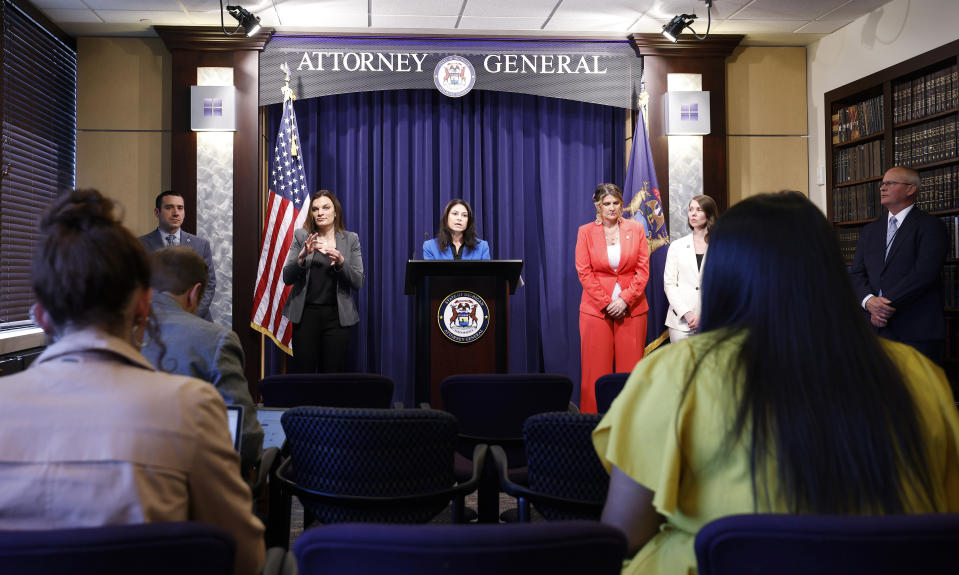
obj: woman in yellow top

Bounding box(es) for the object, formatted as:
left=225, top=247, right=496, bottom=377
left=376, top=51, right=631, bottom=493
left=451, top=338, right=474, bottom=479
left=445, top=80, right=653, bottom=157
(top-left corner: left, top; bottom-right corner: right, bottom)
left=593, top=192, right=959, bottom=575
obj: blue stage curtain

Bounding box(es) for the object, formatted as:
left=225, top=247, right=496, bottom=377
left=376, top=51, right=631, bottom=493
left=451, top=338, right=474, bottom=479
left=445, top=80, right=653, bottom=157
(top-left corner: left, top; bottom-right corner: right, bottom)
left=265, top=89, right=625, bottom=407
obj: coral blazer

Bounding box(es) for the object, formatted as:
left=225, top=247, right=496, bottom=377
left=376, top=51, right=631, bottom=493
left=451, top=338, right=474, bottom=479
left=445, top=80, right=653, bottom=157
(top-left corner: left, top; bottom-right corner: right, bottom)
left=575, top=218, right=650, bottom=318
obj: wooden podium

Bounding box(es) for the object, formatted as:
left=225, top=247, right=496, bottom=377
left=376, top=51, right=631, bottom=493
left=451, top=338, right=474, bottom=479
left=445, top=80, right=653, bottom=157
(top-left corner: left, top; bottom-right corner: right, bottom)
left=405, top=260, right=523, bottom=406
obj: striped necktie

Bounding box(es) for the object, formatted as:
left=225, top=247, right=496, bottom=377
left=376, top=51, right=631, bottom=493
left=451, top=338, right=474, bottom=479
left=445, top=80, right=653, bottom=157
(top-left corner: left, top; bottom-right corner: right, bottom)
left=885, top=216, right=898, bottom=260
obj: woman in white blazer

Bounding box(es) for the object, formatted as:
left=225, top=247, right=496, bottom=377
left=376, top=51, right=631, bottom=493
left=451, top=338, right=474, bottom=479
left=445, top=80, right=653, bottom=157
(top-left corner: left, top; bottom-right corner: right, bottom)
left=664, top=195, right=718, bottom=342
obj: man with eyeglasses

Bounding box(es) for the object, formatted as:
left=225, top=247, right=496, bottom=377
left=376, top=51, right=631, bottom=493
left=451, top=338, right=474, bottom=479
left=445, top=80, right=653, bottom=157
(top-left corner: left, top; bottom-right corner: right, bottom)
left=850, top=166, right=947, bottom=365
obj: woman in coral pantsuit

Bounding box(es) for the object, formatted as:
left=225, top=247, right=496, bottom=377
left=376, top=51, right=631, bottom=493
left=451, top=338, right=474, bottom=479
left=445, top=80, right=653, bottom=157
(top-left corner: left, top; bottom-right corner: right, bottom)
left=575, top=183, right=650, bottom=413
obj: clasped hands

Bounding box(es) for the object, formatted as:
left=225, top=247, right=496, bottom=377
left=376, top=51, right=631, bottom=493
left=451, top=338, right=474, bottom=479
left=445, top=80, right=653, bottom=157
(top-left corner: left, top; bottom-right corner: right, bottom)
left=866, top=296, right=895, bottom=328
left=299, top=232, right=345, bottom=267
left=605, top=297, right=628, bottom=319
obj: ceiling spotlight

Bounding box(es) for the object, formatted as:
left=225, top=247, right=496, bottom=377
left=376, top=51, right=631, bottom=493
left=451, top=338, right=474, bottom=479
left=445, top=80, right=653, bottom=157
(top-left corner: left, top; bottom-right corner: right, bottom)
left=220, top=2, right=261, bottom=37
left=661, top=0, right=712, bottom=43
left=661, top=14, right=696, bottom=42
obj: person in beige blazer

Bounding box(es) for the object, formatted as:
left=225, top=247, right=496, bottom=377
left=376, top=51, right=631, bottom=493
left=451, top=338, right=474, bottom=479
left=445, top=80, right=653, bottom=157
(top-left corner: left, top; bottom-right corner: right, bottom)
left=664, top=195, right=718, bottom=342
left=0, top=190, right=264, bottom=575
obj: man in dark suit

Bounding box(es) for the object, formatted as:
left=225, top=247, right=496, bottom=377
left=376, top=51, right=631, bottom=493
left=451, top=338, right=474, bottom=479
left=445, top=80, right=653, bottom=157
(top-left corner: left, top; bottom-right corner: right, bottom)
left=139, top=191, right=216, bottom=321
left=849, top=166, right=948, bottom=364
left=141, top=246, right=263, bottom=474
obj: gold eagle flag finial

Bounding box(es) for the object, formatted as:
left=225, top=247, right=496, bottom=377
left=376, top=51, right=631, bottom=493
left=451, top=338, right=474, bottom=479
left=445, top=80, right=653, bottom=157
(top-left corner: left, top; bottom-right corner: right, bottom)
left=279, top=62, right=299, bottom=157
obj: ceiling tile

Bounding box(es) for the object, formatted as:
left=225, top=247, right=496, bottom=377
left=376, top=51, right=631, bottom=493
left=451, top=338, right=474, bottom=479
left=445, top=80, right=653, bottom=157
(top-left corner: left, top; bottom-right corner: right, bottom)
left=818, top=0, right=890, bottom=21
left=729, top=0, right=847, bottom=20
left=85, top=0, right=182, bottom=9
left=793, top=20, right=850, bottom=34
left=34, top=8, right=103, bottom=23
left=370, top=14, right=461, bottom=28
left=544, top=16, right=636, bottom=32
left=372, top=0, right=463, bottom=16
left=710, top=19, right=810, bottom=33
left=462, top=0, right=559, bottom=19
left=30, top=0, right=88, bottom=8
left=275, top=5, right=368, bottom=27
left=93, top=10, right=196, bottom=25
left=456, top=16, right=551, bottom=31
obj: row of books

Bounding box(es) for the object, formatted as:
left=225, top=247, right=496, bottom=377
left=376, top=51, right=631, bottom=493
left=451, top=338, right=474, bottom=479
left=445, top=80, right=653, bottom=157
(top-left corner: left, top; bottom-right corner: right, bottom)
left=917, top=165, right=959, bottom=212
left=832, top=182, right=880, bottom=223
left=940, top=215, right=959, bottom=260
left=836, top=227, right=862, bottom=264
left=893, top=116, right=957, bottom=167
left=831, top=94, right=884, bottom=144
left=893, top=65, right=958, bottom=125
left=833, top=140, right=884, bottom=184
left=943, top=264, right=959, bottom=309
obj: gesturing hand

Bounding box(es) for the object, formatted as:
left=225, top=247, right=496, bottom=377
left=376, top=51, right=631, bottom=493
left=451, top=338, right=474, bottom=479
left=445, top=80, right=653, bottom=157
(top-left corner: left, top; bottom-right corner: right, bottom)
left=324, top=247, right=345, bottom=267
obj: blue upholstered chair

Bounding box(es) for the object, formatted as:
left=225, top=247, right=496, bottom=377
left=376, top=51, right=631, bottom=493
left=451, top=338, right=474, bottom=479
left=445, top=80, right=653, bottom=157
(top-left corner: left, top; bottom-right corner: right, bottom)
left=440, top=373, right=574, bottom=522
left=695, top=513, right=959, bottom=575
left=492, top=412, right=608, bottom=522
left=293, top=521, right=626, bottom=575
left=258, top=373, right=394, bottom=408
left=273, top=406, right=482, bottom=537
left=594, top=372, right=629, bottom=413
left=0, top=522, right=234, bottom=575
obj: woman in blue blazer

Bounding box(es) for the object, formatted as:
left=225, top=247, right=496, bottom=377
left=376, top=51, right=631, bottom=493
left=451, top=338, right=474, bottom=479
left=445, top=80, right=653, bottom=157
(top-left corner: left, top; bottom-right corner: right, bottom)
left=423, top=199, right=491, bottom=260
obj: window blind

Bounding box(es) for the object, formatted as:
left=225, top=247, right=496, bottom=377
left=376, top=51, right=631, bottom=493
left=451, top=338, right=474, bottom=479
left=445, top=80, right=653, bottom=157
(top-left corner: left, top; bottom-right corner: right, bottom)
left=0, top=0, right=76, bottom=329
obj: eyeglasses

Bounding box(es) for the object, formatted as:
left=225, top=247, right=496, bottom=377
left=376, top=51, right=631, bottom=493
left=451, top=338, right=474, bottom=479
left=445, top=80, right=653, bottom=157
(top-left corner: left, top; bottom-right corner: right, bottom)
left=880, top=180, right=912, bottom=188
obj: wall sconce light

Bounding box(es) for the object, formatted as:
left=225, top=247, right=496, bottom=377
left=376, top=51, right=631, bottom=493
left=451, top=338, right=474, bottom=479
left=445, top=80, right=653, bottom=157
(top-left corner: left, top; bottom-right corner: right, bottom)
left=191, top=86, right=237, bottom=132
left=220, top=1, right=261, bottom=37
left=661, top=0, right=712, bottom=43
left=666, top=91, right=711, bottom=135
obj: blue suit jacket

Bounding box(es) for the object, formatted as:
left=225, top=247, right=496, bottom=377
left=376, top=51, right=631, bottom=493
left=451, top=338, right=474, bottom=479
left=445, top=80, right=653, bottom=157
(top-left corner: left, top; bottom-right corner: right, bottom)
left=141, top=293, right=264, bottom=472
left=849, top=207, right=947, bottom=342
left=140, top=229, right=216, bottom=321
left=422, top=238, right=491, bottom=260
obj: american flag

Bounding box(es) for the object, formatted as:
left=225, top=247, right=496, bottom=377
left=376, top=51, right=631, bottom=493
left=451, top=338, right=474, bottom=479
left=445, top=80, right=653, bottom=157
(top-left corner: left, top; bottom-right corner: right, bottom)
left=251, top=96, right=310, bottom=354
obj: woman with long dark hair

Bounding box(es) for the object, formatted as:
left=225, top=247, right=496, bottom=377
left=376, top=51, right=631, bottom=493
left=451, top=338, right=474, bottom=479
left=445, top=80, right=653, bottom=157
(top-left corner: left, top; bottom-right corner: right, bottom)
left=423, top=199, right=491, bottom=260
left=594, top=192, right=959, bottom=575
left=282, top=189, right=365, bottom=373
left=0, top=189, right=264, bottom=575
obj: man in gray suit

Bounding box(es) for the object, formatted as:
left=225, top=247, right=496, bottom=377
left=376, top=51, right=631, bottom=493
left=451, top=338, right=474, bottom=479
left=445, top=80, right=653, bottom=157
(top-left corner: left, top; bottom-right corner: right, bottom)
left=142, top=246, right=263, bottom=474
left=139, top=191, right=216, bottom=321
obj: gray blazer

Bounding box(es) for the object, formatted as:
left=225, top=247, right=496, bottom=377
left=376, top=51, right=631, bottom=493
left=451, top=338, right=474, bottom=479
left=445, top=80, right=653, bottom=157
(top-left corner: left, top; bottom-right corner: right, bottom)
left=140, top=228, right=217, bottom=321
left=141, top=293, right=264, bottom=472
left=282, top=227, right=364, bottom=327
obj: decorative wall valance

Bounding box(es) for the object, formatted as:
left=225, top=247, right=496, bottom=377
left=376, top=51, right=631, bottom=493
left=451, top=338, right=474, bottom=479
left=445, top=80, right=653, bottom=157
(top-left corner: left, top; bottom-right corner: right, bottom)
left=260, top=35, right=643, bottom=109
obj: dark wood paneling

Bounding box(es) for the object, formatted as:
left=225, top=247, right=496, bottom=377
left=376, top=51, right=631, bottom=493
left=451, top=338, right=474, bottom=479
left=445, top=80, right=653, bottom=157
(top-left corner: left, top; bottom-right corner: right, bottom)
left=630, top=34, right=742, bottom=219
left=157, top=27, right=273, bottom=396
left=233, top=49, right=262, bottom=394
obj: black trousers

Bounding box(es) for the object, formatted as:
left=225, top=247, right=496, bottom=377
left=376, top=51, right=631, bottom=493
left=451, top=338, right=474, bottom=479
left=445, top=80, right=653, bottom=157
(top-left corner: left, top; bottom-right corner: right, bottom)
left=291, top=304, right=351, bottom=373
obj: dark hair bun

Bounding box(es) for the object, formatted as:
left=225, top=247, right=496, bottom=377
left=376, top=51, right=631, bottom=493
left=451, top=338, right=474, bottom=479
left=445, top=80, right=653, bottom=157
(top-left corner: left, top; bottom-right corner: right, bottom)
left=41, top=188, right=118, bottom=232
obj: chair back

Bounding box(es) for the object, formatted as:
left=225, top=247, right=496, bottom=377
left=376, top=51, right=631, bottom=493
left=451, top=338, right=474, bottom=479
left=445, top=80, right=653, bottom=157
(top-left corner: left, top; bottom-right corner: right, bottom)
left=259, top=373, right=393, bottom=408
left=594, top=372, right=628, bottom=413
left=0, top=521, right=234, bottom=575
left=440, top=373, right=573, bottom=464
left=280, top=406, right=458, bottom=523
left=523, top=412, right=608, bottom=520
left=695, top=513, right=959, bottom=575
left=293, top=521, right=626, bottom=575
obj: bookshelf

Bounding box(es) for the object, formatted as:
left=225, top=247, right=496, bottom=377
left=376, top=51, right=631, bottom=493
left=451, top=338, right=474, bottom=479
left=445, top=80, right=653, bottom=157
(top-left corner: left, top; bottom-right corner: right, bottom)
left=825, top=39, right=959, bottom=387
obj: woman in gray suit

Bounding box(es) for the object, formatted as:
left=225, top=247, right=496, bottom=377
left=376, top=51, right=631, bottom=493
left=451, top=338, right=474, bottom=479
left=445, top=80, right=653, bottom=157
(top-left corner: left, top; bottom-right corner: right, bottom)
left=663, top=194, right=718, bottom=342
left=282, top=189, right=364, bottom=373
